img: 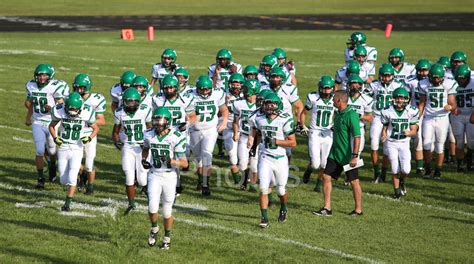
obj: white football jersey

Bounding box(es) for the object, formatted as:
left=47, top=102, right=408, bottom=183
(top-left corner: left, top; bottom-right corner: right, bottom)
left=455, top=79, right=474, bottom=116
left=179, top=84, right=195, bottom=96
left=419, top=78, right=458, bottom=117
left=348, top=93, right=374, bottom=127
left=254, top=112, right=294, bottom=157
left=345, top=45, right=377, bottom=63
left=233, top=98, right=257, bottom=135
left=191, top=88, right=226, bottom=130
left=82, top=92, right=106, bottom=135
left=262, top=83, right=300, bottom=115
left=225, top=92, right=242, bottom=128
left=394, top=63, right=416, bottom=84
left=361, top=62, right=376, bottom=78
left=368, top=80, right=404, bottom=116
left=305, top=92, right=335, bottom=131
left=26, top=79, right=69, bottom=124
left=140, top=92, right=154, bottom=109
left=51, top=104, right=95, bottom=146
left=110, top=83, right=125, bottom=106
left=152, top=93, right=195, bottom=126
left=143, top=129, right=186, bottom=173
left=151, top=63, right=181, bottom=90
left=114, top=104, right=152, bottom=145
left=381, top=105, right=419, bottom=142
left=404, top=76, right=425, bottom=107
left=335, top=66, right=370, bottom=89
left=208, top=62, right=243, bottom=90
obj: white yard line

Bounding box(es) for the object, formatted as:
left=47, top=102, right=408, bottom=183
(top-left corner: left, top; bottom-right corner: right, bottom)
left=12, top=136, right=33, bottom=143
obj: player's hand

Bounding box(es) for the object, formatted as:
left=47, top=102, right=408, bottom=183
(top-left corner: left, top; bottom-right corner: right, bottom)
left=402, top=129, right=412, bottom=136
left=25, top=117, right=32, bottom=126
left=454, top=108, right=461, bottom=116
left=233, top=133, right=239, bottom=142
left=178, top=122, right=187, bottom=132
left=230, top=64, right=238, bottom=73
left=159, top=155, right=172, bottom=168
left=249, top=145, right=257, bottom=157
left=350, top=157, right=358, bottom=167
left=114, top=141, right=123, bottom=150
left=141, top=159, right=152, bottom=169
left=300, top=124, right=309, bottom=136
left=444, top=104, right=453, bottom=112
left=81, top=136, right=92, bottom=144
left=217, top=122, right=226, bottom=133
left=54, top=137, right=63, bottom=146
left=381, top=133, right=388, bottom=142
left=287, top=60, right=294, bottom=71
left=44, top=105, right=51, bottom=113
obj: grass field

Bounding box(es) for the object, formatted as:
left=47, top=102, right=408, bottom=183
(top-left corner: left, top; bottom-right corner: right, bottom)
left=0, top=30, right=473, bottom=263
left=2, top=0, right=474, bottom=16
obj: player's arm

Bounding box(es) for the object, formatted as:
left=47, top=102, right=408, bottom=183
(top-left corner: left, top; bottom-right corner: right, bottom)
left=403, top=123, right=418, bottom=137
left=150, top=78, right=157, bottom=87
left=292, top=99, right=304, bottom=122
left=418, top=95, right=426, bottom=117
left=48, top=121, right=59, bottom=139
left=361, top=112, right=373, bottom=123
left=186, top=111, right=197, bottom=125
left=276, top=133, right=296, bottom=148
left=112, top=124, right=121, bottom=145
left=141, top=145, right=150, bottom=160
left=232, top=115, right=240, bottom=142
left=172, top=153, right=188, bottom=169
left=290, top=73, right=297, bottom=86
left=366, top=76, right=374, bottom=84
left=217, top=104, right=228, bottom=133
left=95, top=113, right=106, bottom=126
left=111, top=101, right=118, bottom=113
left=146, top=122, right=152, bottom=129
left=24, top=99, right=33, bottom=126
left=444, top=94, right=457, bottom=114
left=470, top=111, right=474, bottom=124
left=381, top=124, right=388, bottom=142
left=247, top=127, right=257, bottom=149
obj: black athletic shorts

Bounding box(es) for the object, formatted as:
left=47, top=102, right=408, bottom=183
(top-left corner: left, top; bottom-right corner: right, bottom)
left=324, top=158, right=359, bottom=182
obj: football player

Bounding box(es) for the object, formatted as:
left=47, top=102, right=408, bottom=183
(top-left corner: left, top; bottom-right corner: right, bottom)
left=151, top=48, right=180, bottom=91
left=301, top=76, right=336, bottom=193
left=388, top=48, right=415, bottom=84
left=452, top=64, right=474, bottom=171
left=174, top=67, right=194, bottom=96
left=251, top=93, right=296, bottom=228
left=25, top=64, right=69, bottom=189
left=257, top=54, right=278, bottom=87
left=243, top=65, right=259, bottom=80
left=448, top=51, right=468, bottom=79
left=418, top=64, right=458, bottom=178
left=381, top=88, right=419, bottom=199
left=405, top=59, right=432, bottom=175
left=335, top=60, right=361, bottom=91
left=367, top=64, right=404, bottom=183
left=142, top=107, right=188, bottom=250
left=347, top=75, right=374, bottom=157
left=132, top=76, right=153, bottom=108
left=189, top=75, right=228, bottom=196
left=73, top=73, right=106, bottom=195
left=353, top=45, right=376, bottom=84
left=272, top=48, right=297, bottom=86
left=208, top=48, right=242, bottom=90
left=224, top=73, right=245, bottom=184
left=345, top=31, right=377, bottom=64
left=152, top=74, right=196, bottom=194
left=113, top=88, right=152, bottom=213
left=233, top=79, right=260, bottom=192
left=110, top=70, right=136, bottom=113
left=49, top=92, right=99, bottom=211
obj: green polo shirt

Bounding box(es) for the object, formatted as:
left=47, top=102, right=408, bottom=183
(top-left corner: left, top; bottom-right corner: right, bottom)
left=328, top=106, right=361, bottom=164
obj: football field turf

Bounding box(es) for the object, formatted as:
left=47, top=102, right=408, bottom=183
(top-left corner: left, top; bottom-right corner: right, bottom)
left=0, top=30, right=473, bottom=263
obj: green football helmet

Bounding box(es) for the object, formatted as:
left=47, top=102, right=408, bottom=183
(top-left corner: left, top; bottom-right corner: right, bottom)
left=354, top=45, right=368, bottom=57
left=415, top=59, right=431, bottom=79
left=34, top=64, right=55, bottom=87
left=392, top=87, right=410, bottom=110
left=152, top=106, right=172, bottom=133
left=243, top=79, right=261, bottom=97
left=132, top=76, right=149, bottom=96
left=451, top=51, right=467, bottom=64
left=161, top=48, right=177, bottom=67
left=347, top=75, right=364, bottom=95
left=174, top=67, right=189, bottom=82
left=347, top=32, right=367, bottom=48
left=65, top=92, right=83, bottom=118
left=318, top=75, right=335, bottom=95
left=162, top=74, right=179, bottom=99
left=216, top=48, right=232, bottom=68
left=454, top=64, right=471, bottom=87
left=429, top=64, right=445, bottom=85
left=437, top=56, right=451, bottom=69
left=73, top=73, right=92, bottom=96
left=257, top=89, right=273, bottom=108
left=346, top=60, right=361, bottom=77
left=379, top=63, right=395, bottom=85
left=122, top=88, right=141, bottom=113
left=269, top=67, right=286, bottom=89
left=228, top=73, right=245, bottom=96
left=196, top=75, right=213, bottom=99
left=272, top=48, right=286, bottom=63
left=120, top=70, right=136, bottom=89
left=243, top=65, right=259, bottom=79
left=260, top=54, right=278, bottom=73
left=388, top=48, right=405, bottom=66
left=263, top=92, right=283, bottom=116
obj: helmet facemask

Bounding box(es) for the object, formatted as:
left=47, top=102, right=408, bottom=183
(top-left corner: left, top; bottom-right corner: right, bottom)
left=245, top=73, right=257, bottom=80
left=35, top=73, right=50, bottom=87
left=416, top=68, right=429, bottom=80
left=229, top=81, right=242, bottom=97
left=153, top=116, right=169, bottom=134
left=269, top=74, right=282, bottom=90
left=355, top=55, right=366, bottom=65
left=430, top=76, right=444, bottom=86
left=134, top=85, right=147, bottom=97
left=217, top=57, right=230, bottom=68
left=380, top=73, right=394, bottom=86
left=320, top=86, right=334, bottom=98
left=124, top=98, right=139, bottom=113
left=393, top=95, right=408, bottom=111
left=264, top=100, right=279, bottom=117
left=161, top=55, right=175, bottom=68
left=74, top=85, right=88, bottom=97
left=389, top=56, right=401, bottom=67
left=163, top=85, right=177, bottom=100
left=197, top=87, right=212, bottom=99
left=176, top=74, right=187, bottom=89
left=348, top=82, right=362, bottom=96
left=66, top=105, right=81, bottom=118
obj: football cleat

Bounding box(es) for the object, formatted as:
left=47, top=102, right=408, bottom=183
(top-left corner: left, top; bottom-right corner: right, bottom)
left=61, top=205, right=71, bottom=212
left=248, top=185, right=257, bottom=193
left=124, top=204, right=136, bottom=215
left=313, top=207, right=332, bottom=216
left=416, top=167, right=425, bottom=176
left=160, top=237, right=171, bottom=250
left=314, top=179, right=322, bottom=193
left=141, top=185, right=148, bottom=198
left=48, top=164, right=57, bottom=183
left=348, top=210, right=363, bottom=216
left=176, top=185, right=184, bottom=194
left=36, top=178, right=45, bottom=189
left=85, top=188, right=94, bottom=196
left=433, top=168, right=441, bottom=179
left=400, top=180, right=407, bottom=196
left=303, top=166, right=312, bottom=184
left=148, top=229, right=159, bottom=247
left=195, top=182, right=202, bottom=191
left=201, top=186, right=211, bottom=196
left=277, top=210, right=287, bottom=223
left=393, top=192, right=402, bottom=200
left=259, top=218, right=269, bottom=228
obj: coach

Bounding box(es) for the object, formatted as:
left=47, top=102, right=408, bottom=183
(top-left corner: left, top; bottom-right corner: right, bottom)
left=313, top=91, right=363, bottom=216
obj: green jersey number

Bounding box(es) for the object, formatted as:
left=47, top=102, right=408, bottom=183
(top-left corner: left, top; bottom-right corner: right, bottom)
left=151, top=149, right=171, bottom=168
left=170, top=110, right=182, bottom=125
left=456, top=94, right=473, bottom=108
left=124, top=124, right=143, bottom=141
left=61, top=123, right=82, bottom=140
left=241, top=118, right=250, bottom=133
left=315, top=110, right=331, bottom=127
left=429, top=93, right=444, bottom=108
left=32, top=97, right=49, bottom=114
left=264, top=130, right=277, bottom=149
left=390, top=122, right=409, bottom=140
left=375, top=94, right=392, bottom=111
left=196, top=105, right=216, bottom=122
left=220, top=72, right=230, bottom=88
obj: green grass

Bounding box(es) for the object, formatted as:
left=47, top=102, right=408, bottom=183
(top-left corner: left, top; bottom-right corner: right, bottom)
left=2, top=0, right=474, bottom=16
left=0, top=30, right=473, bottom=263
